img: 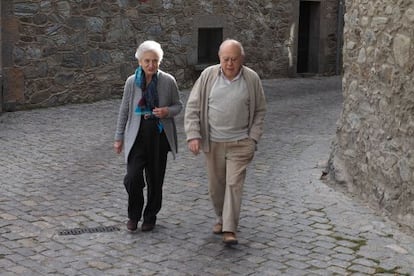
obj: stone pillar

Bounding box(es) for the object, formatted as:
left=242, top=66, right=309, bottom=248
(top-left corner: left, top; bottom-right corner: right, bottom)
left=1, top=0, right=22, bottom=111
left=289, top=1, right=300, bottom=77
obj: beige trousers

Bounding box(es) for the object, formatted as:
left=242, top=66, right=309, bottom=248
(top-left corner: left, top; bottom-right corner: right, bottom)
left=205, top=138, right=255, bottom=233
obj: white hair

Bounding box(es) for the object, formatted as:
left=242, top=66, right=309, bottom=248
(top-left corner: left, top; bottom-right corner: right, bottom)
left=134, top=40, right=164, bottom=63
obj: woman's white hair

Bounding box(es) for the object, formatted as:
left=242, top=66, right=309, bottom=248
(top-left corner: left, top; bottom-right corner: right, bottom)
left=134, top=40, right=164, bottom=63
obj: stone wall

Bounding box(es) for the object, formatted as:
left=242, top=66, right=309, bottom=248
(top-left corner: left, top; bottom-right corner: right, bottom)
left=329, top=0, right=414, bottom=229
left=1, top=0, right=340, bottom=110
left=0, top=1, right=3, bottom=113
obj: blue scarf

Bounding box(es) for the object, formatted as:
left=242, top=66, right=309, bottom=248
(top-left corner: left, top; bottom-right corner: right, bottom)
left=135, top=66, right=159, bottom=113
left=134, top=66, right=163, bottom=132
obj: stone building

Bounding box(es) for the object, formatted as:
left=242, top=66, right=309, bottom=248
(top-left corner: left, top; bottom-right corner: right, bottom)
left=0, top=0, right=342, bottom=111
left=328, top=0, right=414, bottom=230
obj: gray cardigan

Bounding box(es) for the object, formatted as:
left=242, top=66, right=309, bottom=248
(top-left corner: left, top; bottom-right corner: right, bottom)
left=115, top=70, right=183, bottom=162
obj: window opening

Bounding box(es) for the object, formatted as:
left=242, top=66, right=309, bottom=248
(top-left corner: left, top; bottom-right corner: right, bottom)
left=198, top=28, right=223, bottom=64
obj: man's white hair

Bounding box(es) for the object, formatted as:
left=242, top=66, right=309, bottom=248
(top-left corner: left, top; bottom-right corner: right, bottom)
left=218, top=39, right=245, bottom=57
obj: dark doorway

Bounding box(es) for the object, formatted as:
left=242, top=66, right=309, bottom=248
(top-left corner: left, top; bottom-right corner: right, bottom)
left=297, top=1, right=320, bottom=74
left=198, top=28, right=222, bottom=64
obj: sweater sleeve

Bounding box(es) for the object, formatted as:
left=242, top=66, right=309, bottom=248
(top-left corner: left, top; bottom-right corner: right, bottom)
left=249, top=74, right=267, bottom=143
left=114, top=76, right=133, bottom=141
left=184, top=76, right=203, bottom=141
left=165, top=75, right=183, bottom=118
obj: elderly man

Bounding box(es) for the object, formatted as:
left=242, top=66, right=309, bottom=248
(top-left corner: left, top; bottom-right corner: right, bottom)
left=184, top=39, right=266, bottom=245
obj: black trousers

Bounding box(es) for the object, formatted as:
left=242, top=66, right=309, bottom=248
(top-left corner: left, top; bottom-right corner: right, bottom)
left=124, top=118, right=170, bottom=224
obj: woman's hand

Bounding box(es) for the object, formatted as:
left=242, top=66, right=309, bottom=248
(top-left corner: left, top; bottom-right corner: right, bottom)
left=152, top=107, right=169, bottom=118
left=114, top=140, right=123, bottom=154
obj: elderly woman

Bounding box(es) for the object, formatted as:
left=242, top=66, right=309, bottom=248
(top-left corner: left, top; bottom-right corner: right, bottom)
left=114, top=40, right=182, bottom=232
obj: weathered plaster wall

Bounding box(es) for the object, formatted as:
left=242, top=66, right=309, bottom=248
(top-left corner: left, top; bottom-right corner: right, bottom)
left=329, top=0, right=414, bottom=229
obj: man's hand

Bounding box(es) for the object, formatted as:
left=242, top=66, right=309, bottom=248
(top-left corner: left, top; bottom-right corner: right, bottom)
left=188, top=139, right=201, bottom=155
left=114, top=140, right=123, bottom=154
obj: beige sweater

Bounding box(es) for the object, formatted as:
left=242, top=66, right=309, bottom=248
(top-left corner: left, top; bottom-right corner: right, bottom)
left=184, top=64, right=266, bottom=152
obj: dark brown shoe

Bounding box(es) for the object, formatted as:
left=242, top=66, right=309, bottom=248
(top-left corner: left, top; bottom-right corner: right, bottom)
left=141, top=223, right=155, bottom=232
left=126, top=219, right=138, bottom=232
left=223, top=232, right=238, bottom=245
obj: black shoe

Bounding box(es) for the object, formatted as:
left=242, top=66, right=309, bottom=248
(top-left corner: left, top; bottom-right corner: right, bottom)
left=127, top=219, right=138, bottom=231
left=141, top=223, right=155, bottom=232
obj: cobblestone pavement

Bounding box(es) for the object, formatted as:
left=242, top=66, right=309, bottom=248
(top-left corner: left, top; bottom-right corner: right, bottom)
left=1, top=76, right=414, bottom=275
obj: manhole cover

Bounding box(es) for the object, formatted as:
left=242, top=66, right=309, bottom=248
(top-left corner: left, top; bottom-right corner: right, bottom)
left=58, top=225, right=120, bottom=236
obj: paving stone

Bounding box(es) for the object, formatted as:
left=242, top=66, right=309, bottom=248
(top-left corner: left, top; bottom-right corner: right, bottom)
left=329, top=258, right=351, bottom=269
left=333, top=245, right=355, bottom=255
left=286, top=259, right=312, bottom=270
left=312, top=240, right=336, bottom=250
left=326, top=265, right=349, bottom=275
left=0, top=76, right=414, bottom=274
left=347, top=264, right=376, bottom=274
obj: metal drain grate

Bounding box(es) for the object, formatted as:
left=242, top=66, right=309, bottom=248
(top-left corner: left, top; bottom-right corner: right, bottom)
left=58, top=225, right=120, bottom=236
